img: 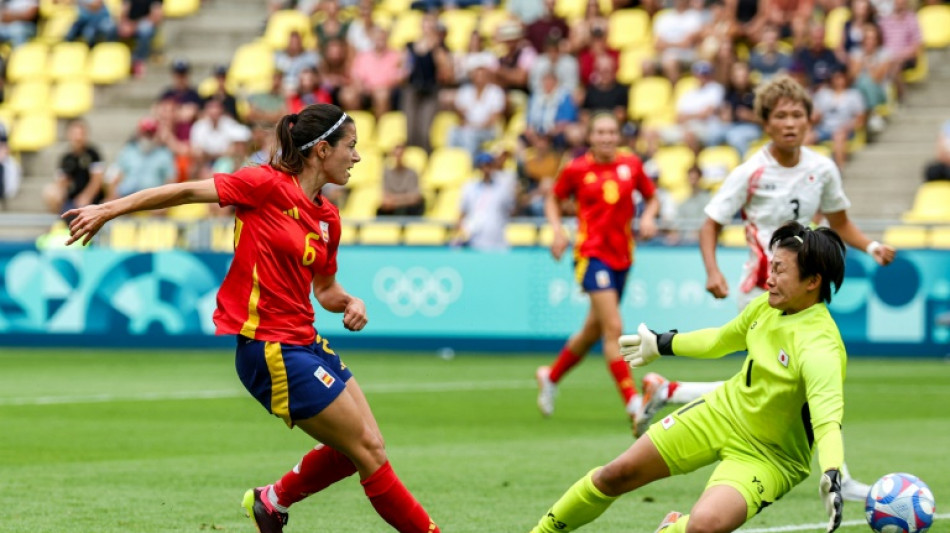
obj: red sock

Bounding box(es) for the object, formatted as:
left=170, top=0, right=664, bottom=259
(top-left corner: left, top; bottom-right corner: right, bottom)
left=667, top=381, right=679, bottom=399
left=608, top=359, right=637, bottom=404
left=549, top=346, right=584, bottom=383
left=273, top=444, right=357, bottom=507
left=361, top=461, right=439, bottom=533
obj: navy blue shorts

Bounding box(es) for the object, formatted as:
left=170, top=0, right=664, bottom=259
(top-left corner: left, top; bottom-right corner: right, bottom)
left=234, top=334, right=352, bottom=427
left=575, top=257, right=629, bottom=297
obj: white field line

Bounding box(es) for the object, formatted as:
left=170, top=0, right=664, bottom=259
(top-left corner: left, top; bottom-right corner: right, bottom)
left=0, top=379, right=537, bottom=406
left=740, top=513, right=950, bottom=532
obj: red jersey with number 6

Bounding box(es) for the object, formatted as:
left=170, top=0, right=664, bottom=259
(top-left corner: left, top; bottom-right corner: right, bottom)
left=553, top=152, right=655, bottom=270
left=212, top=165, right=340, bottom=345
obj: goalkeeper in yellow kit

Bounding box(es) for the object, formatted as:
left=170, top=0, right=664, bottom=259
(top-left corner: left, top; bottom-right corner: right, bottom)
left=530, top=220, right=848, bottom=533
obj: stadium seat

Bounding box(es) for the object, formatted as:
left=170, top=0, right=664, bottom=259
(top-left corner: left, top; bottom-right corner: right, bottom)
left=51, top=80, right=94, bottom=118
left=441, top=9, right=479, bottom=53
left=378, top=0, right=411, bottom=16
left=505, top=110, right=526, bottom=142
left=0, top=107, right=13, bottom=131
left=824, top=7, right=851, bottom=49
left=539, top=224, right=570, bottom=247
left=653, top=145, right=695, bottom=191
left=375, top=111, right=407, bottom=153
left=136, top=221, right=180, bottom=251
left=882, top=225, right=928, bottom=248
left=430, top=111, right=460, bottom=150
left=341, top=187, right=382, bottom=219
left=404, top=222, right=448, bottom=246
left=673, top=76, right=700, bottom=105
left=359, top=222, right=402, bottom=245
left=7, top=42, right=49, bottom=83
left=348, top=148, right=383, bottom=189
left=744, top=138, right=770, bottom=160
left=348, top=110, right=376, bottom=149
left=423, top=148, right=472, bottom=190
left=164, top=0, right=200, bottom=18
left=389, top=10, right=423, bottom=50
left=903, top=49, right=928, bottom=83
left=88, top=42, right=131, bottom=84
left=903, top=181, right=950, bottom=223
left=479, top=8, right=511, bottom=38
left=228, top=41, right=275, bottom=89
left=928, top=226, right=950, bottom=249
left=426, top=185, right=463, bottom=222
left=719, top=224, right=747, bottom=247
left=264, top=10, right=316, bottom=50
left=108, top=220, right=139, bottom=249
left=397, top=145, right=428, bottom=176
left=629, top=76, right=673, bottom=121
left=918, top=5, right=950, bottom=49
left=506, top=222, right=539, bottom=246
left=697, top=145, right=740, bottom=185
left=8, top=80, right=51, bottom=115
left=617, top=45, right=654, bottom=85
left=49, top=42, right=89, bottom=81
left=806, top=144, right=832, bottom=158
left=210, top=222, right=235, bottom=252
left=38, top=8, right=78, bottom=44
left=167, top=204, right=210, bottom=222
left=608, top=9, right=651, bottom=50
left=339, top=222, right=357, bottom=245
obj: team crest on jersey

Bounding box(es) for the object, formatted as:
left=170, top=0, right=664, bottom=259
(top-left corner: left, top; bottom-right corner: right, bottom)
left=661, top=415, right=675, bottom=429
left=778, top=349, right=789, bottom=367
left=314, top=366, right=335, bottom=387
left=319, top=221, right=330, bottom=242
left=617, top=164, right=631, bottom=181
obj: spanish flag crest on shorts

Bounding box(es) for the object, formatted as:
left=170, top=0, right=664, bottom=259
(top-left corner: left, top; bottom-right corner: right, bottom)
left=314, top=366, right=336, bottom=388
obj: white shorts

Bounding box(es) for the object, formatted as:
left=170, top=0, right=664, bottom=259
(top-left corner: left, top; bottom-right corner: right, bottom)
left=737, top=286, right=765, bottom=311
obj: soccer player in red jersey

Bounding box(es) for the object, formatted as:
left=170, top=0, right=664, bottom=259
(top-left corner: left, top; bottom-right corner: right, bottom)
left=536, top=113, right=660, bottom=431
left=63, top=104, right=439, bottom=533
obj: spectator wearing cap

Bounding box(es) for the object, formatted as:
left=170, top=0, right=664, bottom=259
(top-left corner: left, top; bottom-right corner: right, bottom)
left=807, top=66, right=866, bottom=169
left=108, top=117, right=176, bottom=200
left=529, top=33, right=579, bottom=96
left=190, top=99, right=253, bottom=176
left=118, top=0, right=163, bottom=77
left=792, top=22, right=843, bottom=88
left=275, top=30, right=320, bottom=91
left=0, top=124, right=21, bottom=210
left=65, top=0, right=116, bottom=47
left=577, top=27, right=619, bottom=86
left=204, top=64, right=239, bottom=119
left=526, top=0, right=569, bottom=53
left=449, top=59, right=506, bottom=158
left=159, top=59, right=203, bottom=108
left=43, top=119, right=103, bottom=215
left=340, top=26, right=404, bottom=119
left=495, top=21, right=538, bottom=94
left=722, top=61, right=762, bottom=157
left=456, top=152, right=517, bottom=251
left=403, top=13, right=453, bottom=151
left=377, top=144, right=425, bottom=216
left=749, top=25, right=794, bottom=82
left=650, top=0, right=704, bottom=83
left=246, top=70, right=288, bottom=126
left=646, top=60, right=726, bottom=154
left=0, top=0, right=37, bottom=48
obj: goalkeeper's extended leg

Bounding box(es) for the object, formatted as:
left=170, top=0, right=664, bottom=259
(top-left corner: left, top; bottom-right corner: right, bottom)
left=530, top=469, right=618, bottom=533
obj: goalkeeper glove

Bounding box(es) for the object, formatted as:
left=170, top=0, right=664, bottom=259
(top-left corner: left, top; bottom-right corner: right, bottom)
left=819, top=469, right=843, bottom=533
left=620, top=324, right=676, bottom=368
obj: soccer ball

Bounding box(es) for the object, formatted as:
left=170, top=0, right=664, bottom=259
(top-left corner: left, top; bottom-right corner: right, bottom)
left=865, top=473, right=936, bottom=533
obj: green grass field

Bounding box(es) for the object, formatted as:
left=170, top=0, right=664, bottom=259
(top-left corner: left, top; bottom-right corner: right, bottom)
left=1, top=349, right=947, bottom=533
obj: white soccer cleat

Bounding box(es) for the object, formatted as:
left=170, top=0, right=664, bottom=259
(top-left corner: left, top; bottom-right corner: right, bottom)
left=633, top=372, right=670, bottom=437
left=840, top=477, right=871, bottom=502
left=536, top=366, right=557, bottom=417
left=653, top=511, right=683, bottom=533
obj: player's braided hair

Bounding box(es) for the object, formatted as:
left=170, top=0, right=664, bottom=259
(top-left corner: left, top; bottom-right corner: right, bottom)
left=753, top=75, right=813, bottom=124
left=770, top=221, right=846, bottom=304
left=270, top=103, right=352, bottom=175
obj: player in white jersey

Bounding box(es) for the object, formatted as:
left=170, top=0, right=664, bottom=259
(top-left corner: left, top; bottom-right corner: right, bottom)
left=633, top=76, right=895, bottom=502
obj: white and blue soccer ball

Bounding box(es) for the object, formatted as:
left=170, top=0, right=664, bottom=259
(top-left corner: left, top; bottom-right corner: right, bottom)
left=865, top=473, right=936, bottom=533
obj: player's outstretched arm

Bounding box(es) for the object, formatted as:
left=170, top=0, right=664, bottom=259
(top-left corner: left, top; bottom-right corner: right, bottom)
left=699, top=217, right=729, bottom=298
left=312, top=273, right=367, bottom=331
left=824, top=210, right=895, bottom=266
left=63, top=179, right=220, bottom=246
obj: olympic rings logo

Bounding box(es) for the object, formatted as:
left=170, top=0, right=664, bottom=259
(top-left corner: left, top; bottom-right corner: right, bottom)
left=372, top=266, right=463, bottom=317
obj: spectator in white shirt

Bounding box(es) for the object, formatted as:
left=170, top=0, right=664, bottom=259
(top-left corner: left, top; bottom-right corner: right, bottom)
left=651, top=0, right=704, bottom=82
left=275, top=30, right=320, bottom=91
left=449, top=60, right=507, bottom=158
left=807, top=66, right=866, bottom=169
left=456, top=152, right=517, bottom=251
left=646, top=61, right=727, bottom=154
left=190, top=99, right=252, bottom=174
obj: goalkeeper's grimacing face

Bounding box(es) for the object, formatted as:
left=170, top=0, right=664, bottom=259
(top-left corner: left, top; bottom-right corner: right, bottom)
left=767, top=247, right=822, bottom=314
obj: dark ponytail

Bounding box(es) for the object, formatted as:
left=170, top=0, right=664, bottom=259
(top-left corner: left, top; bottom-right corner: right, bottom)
left=770, top=221, right=846, bottom=304
left=269, top=104, right=353, bottom=176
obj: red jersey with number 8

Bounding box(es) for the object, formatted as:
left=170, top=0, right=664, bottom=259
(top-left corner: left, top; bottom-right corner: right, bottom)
left=212, top=165, right=340, bottom=345
left=553, top=152, right=655, bottom=270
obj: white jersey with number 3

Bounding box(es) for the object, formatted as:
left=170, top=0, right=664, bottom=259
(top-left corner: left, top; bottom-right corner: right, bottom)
left=704, top=145, right=850, bottom=300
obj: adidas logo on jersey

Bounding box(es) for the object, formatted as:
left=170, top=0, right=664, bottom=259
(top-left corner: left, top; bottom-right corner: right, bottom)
left=282, top=207, right=300, bottom=219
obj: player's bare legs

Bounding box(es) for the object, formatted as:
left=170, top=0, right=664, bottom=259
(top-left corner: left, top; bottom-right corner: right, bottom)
left=659, top=485, right=748, bottom=533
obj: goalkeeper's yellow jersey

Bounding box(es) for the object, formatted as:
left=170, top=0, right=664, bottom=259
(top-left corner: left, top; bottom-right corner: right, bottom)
left=672, top=293, right=846, bottom=482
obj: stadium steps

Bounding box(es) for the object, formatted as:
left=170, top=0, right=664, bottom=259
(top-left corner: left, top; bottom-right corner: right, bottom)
left=844, top=47, right=950, bottom=224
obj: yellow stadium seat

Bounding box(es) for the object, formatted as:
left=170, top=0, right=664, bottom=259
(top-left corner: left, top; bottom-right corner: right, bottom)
left=359, top=222, right=402, bottom=245
left=505, top=110, right=526, bottom=141
left=744, top=138, right=770, bottom=160
left=398, top=145, right=428, bottom=176
left=441, top=9, right=479, bottom=53
left=164, top=0, right=201, bottom=18
left=539, top=224, right=570, bottom=247
left=617, top=45, right=654, bottom=84
left=348, top=148, right=383, bottom=189
left=824, top=7, right=851, bottom=49
left=136, top=221, right=180, bottom=251
left=10, top=113, right=56, bottom=152
left=719, top=224, right=747, bottom=247
left=108, top=221, right=139, bottom=249
left=8, top=80, right=51, bottom=115
left=697, top=145, right=740, bottom=184
left=264, top=10, right=316, bottom=50
left=167, top=204, right=210, bottom=222
left=608, top=9, right=651, bottom=50
left=673, top=76, right=700, bottom=105
left=506, top=222, right=539, bottom=246
left=423, top=148, right=472, bottom=190
left=375, top=111, right=407, bottom=153
left=339, top=222, right=357, bottom=245
left=38, top=8, right=78, bottom=44
left=555, top=0, right=586, bottom=20
left=806, top=144, right=832, bottom=158
left=40, top=0, right=74, bottom=17
left=0, top=107, right=14, bottom=131
left=928, top=226, right=950, bottom=249
left=348, top=110, right=376, bottom=148
left=426, top=186, right=463, bottom=222
left=7, top=42, right=49, bottom=83
left=389, top=10, right=423, bottom=50
left=903, top=49, right=928, bottom=83
left=629, top=76, right=673, bottom=121
left=903, top=181, right=950, bottom=223
left=479, top=8, right=511, bottom=38
left=88, top=42, right=131, bottom=84
left=210, top=221, right=236, bottom=252
left=918, top=5, right=950, bottom=49
left=653, top=145, right=695, bottom=191
left=430, top=111, right=460, bottom=150
left=378, top=0, right=411, bottom=16
left=341, top=187, right=382, bottom=219
left=228, top=41, right=275, bottom=88
left=883, top=225, right=928, bottom=248
left=51, top=80, right=94, bottom=118
left=49, top=42, right=89, bottom=81
left=404, top=222, right=448, bottom=246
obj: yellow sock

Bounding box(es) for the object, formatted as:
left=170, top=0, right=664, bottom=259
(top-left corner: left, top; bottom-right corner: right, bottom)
left=531, top=468, right=618, bottom=533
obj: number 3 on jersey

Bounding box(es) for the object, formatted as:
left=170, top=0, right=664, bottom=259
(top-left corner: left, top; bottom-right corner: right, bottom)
left=302, top=231, right=320, bottom=266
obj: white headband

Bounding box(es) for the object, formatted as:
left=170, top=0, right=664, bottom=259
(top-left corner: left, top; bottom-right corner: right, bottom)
left=793, top=235, right=804, bottom=243
left=297, top=113, right=348, bottom=151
